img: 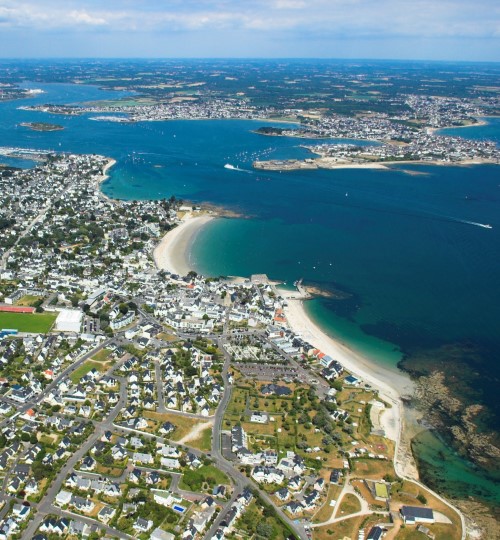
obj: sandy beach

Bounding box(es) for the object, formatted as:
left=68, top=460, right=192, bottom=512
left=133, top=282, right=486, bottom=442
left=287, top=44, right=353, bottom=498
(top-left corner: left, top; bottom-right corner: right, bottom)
left=153, top=213, right=215, bottom=275
left=281, top=293, right=419, bottom=478
left=94, top=157, right=116, bottom=201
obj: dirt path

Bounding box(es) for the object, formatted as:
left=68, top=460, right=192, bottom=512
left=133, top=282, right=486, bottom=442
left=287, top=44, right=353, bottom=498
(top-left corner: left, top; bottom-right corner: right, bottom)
left=177, top=419, right=214, bottom=444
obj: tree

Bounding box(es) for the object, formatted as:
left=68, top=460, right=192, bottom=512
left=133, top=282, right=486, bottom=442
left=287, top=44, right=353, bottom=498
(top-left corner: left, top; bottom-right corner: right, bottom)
left=256, top=521, right=273, bottom=538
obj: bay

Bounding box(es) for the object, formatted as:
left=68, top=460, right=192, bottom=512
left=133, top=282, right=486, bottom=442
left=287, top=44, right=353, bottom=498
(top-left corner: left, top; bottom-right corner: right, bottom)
left=1, top=82, right=499, bottom=504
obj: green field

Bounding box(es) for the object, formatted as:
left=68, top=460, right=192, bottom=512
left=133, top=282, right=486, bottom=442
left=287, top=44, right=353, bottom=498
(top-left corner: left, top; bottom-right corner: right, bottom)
left=91, top=348, right=112, bottom=362
left=179, top=465, right=229, bottom=491
left=0, top=311, right=57, bottom=333
left=70, top=360, right=108, bottom=384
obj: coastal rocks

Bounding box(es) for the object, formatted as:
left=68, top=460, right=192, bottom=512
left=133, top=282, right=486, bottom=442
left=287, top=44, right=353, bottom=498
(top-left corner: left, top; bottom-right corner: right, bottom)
left=454, top=499, right=499, bottom=540
left=303, top=284, right=352, bottom=300
left=414, top=371, right=500, bottom=470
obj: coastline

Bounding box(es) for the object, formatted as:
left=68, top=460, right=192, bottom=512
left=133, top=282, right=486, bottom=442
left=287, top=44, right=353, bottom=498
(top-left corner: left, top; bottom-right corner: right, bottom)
left=253, top=156, right=498, bottom=172
left=153, top=213, right=216, bottom=275
left=95, top=157, right=116, bottom=201
left=140, top=190, right=471, bottom=536
left=428, top=117, right=490, bottom=135
left=279, top=292, right=419, bottom=477
left=152, top=208, right=420, bottom=480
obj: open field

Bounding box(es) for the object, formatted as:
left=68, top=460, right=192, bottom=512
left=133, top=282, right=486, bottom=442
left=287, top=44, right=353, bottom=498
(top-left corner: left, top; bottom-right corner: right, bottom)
left=143, top=411, right=206, bottom=441
left=179, top=464, right=229, bottom=491
left=312, top=484, right=343, bottom=523
left=0, top=311, right=57, bottom=333
left=15, top=295, right=42, bottom=306
left=70, top=360, right=108, bottom=383
left=352, top=458, right=395, bottom=480
left=313, top=514, right=371, bottom=540
left=187, top=426, right=212, bottom=451
left=337, top=493, right=361, bottom=516
left=91, top=348, right=112, bottom=362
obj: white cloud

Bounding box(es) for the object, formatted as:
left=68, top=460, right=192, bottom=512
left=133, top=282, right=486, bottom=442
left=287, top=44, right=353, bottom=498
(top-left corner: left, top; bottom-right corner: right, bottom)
left=0, top=0, right=497, bottom=38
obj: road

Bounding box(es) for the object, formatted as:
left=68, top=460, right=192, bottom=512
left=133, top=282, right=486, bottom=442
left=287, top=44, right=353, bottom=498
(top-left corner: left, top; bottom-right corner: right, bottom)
left=154, top=358, right=167, bottom=413
left=203, top=333, right=308, bottom=540
left=20, top=370, right=128, bottom=539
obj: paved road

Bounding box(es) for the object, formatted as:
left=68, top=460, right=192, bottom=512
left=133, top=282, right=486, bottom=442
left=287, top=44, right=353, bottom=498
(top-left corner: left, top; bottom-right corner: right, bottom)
left=0, top=338, right=113, bottom=431
left=203, top=333, right=308, bottom=540
left=154, top=358, right=167, bottom=413
left=20, top=372, right=128, bottom=539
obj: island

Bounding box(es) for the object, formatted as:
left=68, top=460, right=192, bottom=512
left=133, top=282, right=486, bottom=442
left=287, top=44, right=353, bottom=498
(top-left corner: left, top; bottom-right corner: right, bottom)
left=20, top=122, right=64, bottom=132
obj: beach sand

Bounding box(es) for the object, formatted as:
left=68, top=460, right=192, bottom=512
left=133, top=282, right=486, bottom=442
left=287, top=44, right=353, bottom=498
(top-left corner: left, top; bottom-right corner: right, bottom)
left=281, top=294, right=419, bottom=478
left=94, top=157, right=116, bottom=201
left=153, top=213, right=215, bottom=275
left=284, top=299, right=412, bottom=397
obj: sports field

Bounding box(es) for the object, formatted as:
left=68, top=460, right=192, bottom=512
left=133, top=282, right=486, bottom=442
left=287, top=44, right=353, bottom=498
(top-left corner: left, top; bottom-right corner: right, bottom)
left=0, top=312, right=57, bottom=333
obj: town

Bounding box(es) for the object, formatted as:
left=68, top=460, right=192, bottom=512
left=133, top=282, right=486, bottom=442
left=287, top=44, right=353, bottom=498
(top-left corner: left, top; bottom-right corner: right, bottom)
left=0, top=150, right=464, bottom=539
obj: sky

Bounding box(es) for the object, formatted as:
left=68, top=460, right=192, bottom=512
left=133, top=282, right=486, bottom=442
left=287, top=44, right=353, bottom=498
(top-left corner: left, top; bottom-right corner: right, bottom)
left=0, top=0, right=498, bottom=61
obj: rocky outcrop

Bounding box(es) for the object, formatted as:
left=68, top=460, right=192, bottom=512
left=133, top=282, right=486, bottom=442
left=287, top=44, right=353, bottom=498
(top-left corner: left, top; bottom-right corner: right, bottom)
left=414, top=371, right=500, bottom=469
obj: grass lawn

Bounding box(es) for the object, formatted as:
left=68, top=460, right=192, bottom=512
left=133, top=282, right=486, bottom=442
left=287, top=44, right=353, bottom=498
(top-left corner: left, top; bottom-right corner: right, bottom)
left=143, top=411, right=203, bottom=441
left=352, top=458, right=395, bottom=479
left=225, top=386, right=249, bottom=418
left=94, top=464, right=126, bottom=477
left=15, top=295, right=42, bottom=306
left=0, top=311, right=57, bottom=333
left=313, top=513, right=380, bottom=540
left=70, top=360, right=108, bottom=384
left=337, top=493, right=361, bottom=517
left=91, top=348, right=112, bottom=362
left=312, top=484, right=343, bottom=523
left=179, top=465, right=229, bottom=491
left=242, top=420, right=276, bottom=436
left=158, top=332, right=179, bottom=342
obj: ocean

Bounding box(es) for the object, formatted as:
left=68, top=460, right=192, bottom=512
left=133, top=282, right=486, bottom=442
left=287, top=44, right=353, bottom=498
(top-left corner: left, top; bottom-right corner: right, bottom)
left=1, top=82, right=499, bottom=504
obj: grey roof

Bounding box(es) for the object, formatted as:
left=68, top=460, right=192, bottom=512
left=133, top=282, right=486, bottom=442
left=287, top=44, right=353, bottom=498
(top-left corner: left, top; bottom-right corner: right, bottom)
left=401, top=506, right=434, bottom=520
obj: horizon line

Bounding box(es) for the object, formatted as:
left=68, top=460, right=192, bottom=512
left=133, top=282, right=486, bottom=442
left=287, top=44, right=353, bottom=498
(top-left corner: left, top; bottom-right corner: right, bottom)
left=0, top=56, right=499, bottom=64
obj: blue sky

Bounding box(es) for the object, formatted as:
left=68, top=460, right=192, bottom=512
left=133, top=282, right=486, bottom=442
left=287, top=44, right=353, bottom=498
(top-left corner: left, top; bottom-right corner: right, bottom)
left=0, top=0, right=498, bottom=60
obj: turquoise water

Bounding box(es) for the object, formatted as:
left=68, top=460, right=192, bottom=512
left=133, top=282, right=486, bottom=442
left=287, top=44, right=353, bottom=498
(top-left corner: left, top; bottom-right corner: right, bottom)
left=0, top=82, right=499, bottom=504
left=412, top=430, right=500, bottom=504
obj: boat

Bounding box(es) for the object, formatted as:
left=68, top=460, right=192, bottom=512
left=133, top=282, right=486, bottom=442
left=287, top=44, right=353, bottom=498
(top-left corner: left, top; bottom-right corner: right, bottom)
left=224, top=163, right=238, bottom=170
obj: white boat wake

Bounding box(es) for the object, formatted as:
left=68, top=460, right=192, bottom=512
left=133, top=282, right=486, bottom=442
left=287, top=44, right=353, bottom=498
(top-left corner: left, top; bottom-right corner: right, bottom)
left=224, top=163, right=253, bottom=174
left=457, top=219, right=493, bottom=229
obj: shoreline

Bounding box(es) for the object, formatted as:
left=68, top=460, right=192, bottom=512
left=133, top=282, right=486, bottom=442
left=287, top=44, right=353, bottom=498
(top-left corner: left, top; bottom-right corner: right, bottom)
left=95, top=157, right=116, bottom=202
left=131, top=186, right=470, bottom=535
left=153, top=213, right=216, bottom=275
left=429, top=117, right=491, bottom=135
left=279, top=293, right=419, bottom=476
left=253, top=156, right=498, bottom=172
left=153, top=207, right=419, bottom=480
